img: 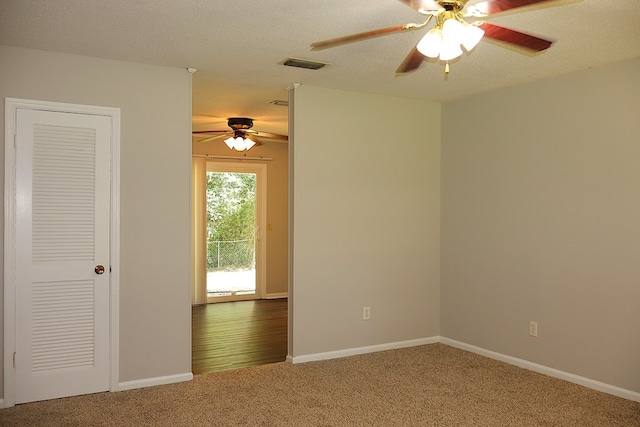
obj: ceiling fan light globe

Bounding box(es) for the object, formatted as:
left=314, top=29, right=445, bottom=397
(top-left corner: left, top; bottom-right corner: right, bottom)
left=416, top=27, right=443, bottom=59
left=234, top=137, right=247, bottom=151
left=442, top=18, right=465, bottom=44
left=461, top=25, right=484, bottom=51
left=244, top=138, right=256, bottom=150
left=439, top=39, right=463, bottom=61
left=223, top=136, right=251, bottom=151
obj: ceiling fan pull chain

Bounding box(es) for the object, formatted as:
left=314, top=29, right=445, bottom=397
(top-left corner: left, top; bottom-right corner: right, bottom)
left=445, top=62, right=450, bottom=74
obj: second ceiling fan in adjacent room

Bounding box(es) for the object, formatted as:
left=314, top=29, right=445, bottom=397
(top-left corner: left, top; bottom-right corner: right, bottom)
left=193, top=117, right=288, bottom=152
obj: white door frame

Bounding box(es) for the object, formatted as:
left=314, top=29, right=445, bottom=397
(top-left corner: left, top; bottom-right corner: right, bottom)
left=3, top=98, right=121, bottom=408
left=203, top=162, right=267, bottom=303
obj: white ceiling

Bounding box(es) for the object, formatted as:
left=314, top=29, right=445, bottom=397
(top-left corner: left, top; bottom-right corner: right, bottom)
left=2, top=0, right=639, bottom=136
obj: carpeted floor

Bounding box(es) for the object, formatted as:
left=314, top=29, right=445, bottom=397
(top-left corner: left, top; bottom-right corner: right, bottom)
left=1, top=344, right=638, bottom=426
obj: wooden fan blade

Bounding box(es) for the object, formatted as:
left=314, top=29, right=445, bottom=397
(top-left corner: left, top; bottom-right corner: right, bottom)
left=469, top=0, right=561, bottom=15
left=250, top=131, right=288, bottom=142
left=192, top=130, right=230, bottom=143
left=246, top=137, right=263, bottom=147
left=198, top=135, right=227, bottom=143
left=478, top=22, right=553, bottom=52
left=396, top=46, right=425, bottom=74
left=398, top=0, right=444, bottom=14
left=192, top=130, right=228, bottom=135
left=311, top=24, right=417, bottom=50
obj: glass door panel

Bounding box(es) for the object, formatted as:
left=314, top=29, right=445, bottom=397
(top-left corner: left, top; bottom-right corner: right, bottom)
left=206, top=170, right=257, bottom=302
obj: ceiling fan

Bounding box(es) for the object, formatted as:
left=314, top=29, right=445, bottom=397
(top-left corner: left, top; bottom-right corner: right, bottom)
left=192, top=117, right=288, bottom=152
left=310, top=0, right=565, bottom=74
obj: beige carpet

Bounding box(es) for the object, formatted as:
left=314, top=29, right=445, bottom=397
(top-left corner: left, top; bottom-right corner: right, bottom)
left=1, top=344, right=638, bottom=426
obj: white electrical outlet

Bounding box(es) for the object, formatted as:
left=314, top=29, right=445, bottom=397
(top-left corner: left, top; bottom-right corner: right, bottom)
left=529, top=321, right=538, bottom=337
left=363, top=307, right=371, bottom=320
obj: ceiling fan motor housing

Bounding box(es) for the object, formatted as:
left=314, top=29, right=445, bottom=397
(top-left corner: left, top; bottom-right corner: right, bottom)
left=227, top=117, right=253, bottom=130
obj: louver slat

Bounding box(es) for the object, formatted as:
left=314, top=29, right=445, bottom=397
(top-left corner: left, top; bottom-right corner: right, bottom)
left=32, top=124, right=96, bottom=262
left=32, top=280, right=95, bottom=372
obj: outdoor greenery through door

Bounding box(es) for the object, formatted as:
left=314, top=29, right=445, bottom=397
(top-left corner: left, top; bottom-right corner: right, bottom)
left=206, top=171, right=257, bottom=300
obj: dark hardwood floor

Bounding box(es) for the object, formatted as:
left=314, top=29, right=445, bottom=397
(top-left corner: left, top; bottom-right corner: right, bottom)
left=192, top=298, right=288, bottom=374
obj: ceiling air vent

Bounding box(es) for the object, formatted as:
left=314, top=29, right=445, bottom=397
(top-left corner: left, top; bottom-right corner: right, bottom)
left=282, top=58, right=327, bottom=70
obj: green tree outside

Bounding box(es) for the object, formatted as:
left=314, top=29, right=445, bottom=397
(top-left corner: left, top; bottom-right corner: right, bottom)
left=206, top=172, right=256, bottom=271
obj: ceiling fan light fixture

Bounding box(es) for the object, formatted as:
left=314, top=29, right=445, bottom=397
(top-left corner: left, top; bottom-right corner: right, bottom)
left=244, top=137, right=256, bottom=151
left=439, top=37, right=463, bottom=61
left=461, top=23, right=485, bottom=52
left=418, top=15, right=482, bottom=63
left=224, top=136, right=255, bottom=152
left=224, top=136, right=238, bottom=150
left=416, top=27, right=443, bottom=58
left=442, top=18, right=465, bottom=44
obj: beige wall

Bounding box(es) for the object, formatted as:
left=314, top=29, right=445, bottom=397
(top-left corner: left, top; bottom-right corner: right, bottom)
left=291, top=85, right=441, bottom=357
left=3, top=43, right=637, bottom=401
left=441, top=57, right=640, bottom=393
left=192, top=138, right=289, bottom=296
left=0, top=45, right=192, bottom=397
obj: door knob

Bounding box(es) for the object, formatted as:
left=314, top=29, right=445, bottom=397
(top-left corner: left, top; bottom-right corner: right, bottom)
left=95, top=265, right=106, bottom=275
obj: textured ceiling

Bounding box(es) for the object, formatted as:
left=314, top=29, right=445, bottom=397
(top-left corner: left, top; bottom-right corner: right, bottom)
left=2, top=0, right=639, bottom=136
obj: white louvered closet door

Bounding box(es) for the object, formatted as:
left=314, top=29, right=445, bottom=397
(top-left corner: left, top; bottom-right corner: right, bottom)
left=15, top=109, right=111, bottom=404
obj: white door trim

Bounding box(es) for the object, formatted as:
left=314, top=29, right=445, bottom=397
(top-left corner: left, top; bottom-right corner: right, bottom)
left=3, top=98, right=121, bottom=407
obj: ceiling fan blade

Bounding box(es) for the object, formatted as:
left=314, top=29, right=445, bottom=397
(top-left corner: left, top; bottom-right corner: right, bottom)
left=478, top=22, right=553, bottom=52
left=249, top=130, right=288, bottom=141
left=469, top=0, right=561, bottom=15
left=192, top=130, right=228, bottom=135
left=398, top=0, right=444, bottom=14
left=197, top=135, right=227, bottom=143
left=310, top=24, right=418, bottom=50
left=244, top=137, right=263, bottom=147
left=192, top=131, right=230, bottom=143
left=396, top=46, right=424, bottom=74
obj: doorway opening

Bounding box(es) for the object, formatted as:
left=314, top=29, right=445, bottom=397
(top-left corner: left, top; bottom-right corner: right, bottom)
left=194, top=161, right=267, bottom=304
left=191, top=157, right=287, bottom=374
left=206, top=169, right=258, bottom=301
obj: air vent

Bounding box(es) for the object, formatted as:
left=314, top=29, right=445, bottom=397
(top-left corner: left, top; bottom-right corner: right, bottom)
left=282, top=58, right=327, bottom=70
left=270, top=100, right=289, bottom=107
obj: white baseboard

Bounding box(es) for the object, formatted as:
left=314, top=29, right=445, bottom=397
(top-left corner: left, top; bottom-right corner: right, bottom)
left=287, top=336, right=639, bottom=403
left=290, top=336, right=439, bottom=364
left=118, top=372, right=193, bottom=392
left=265, top=292, right=288, bottom=299
left=440, top=337, right=640, bottom=403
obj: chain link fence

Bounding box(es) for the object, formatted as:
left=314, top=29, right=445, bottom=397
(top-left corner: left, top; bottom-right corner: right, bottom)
left=207, top=239, right=255, bottom=271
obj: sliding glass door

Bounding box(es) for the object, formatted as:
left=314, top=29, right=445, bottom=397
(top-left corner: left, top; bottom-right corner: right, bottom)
left=205, top=162, right=266, bottom=303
